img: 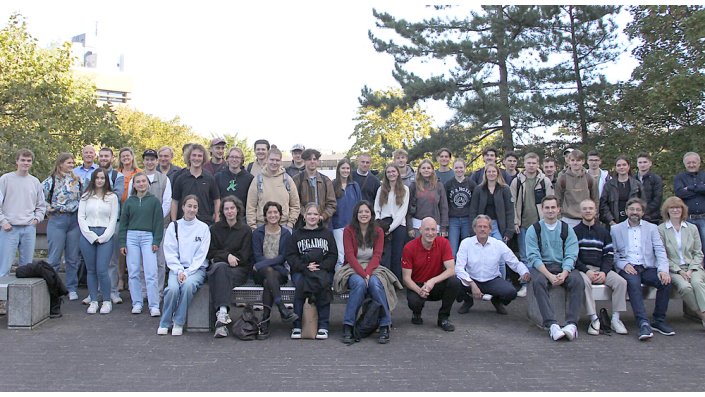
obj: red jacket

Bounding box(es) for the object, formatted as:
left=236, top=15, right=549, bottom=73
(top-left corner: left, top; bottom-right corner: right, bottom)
left=343, top=225, right=384, bottom=278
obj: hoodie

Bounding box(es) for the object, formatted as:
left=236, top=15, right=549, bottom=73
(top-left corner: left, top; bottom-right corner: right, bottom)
left=119, top=192, right=164, bottom=247
left=246, top=166, right=301, bottom=229
left=555, top=169, right=598, bottom=219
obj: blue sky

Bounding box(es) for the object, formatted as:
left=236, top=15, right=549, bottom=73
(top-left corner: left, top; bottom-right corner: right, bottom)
left=1, top=2, right=637, bottom=153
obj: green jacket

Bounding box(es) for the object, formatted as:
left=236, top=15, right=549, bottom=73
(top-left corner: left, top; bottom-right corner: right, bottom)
left=119, top=192, right=164, bottom=247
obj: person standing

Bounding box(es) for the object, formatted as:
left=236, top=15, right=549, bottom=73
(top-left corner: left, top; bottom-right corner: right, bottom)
left=157, top=146, right=182, bottom=182
left=292, top=148, right=337, bottom=228
left=331, top=159, right=361, bottom=270
left=599, top=155, right=643, bottom=227
left=555, top=149, right=598, bottom=227
left=203, top=137, right=227, bottom=176
left=116, top=147, right=142, bottom=291
left=42, top=153, right=83, bottom=301
left=375, top=163, right=410, bottom=281
left=246, top=139, right=270, bottom=177
left=406, top=159, right=449, bottom=238
left=77, top=168, right=119, bottom=314
left=542, top=157, right=558, bottom=186
left=170, top=144, right=221, bottom=226
left=246, top=147, right=300, bottom=230
left=393, top=149, right=416, bottom=188
left=445, top=158, right=476, bottom=258
left=435, top=148, right=454, bottom=185
left=285, top=143, right=306, bottom=177
left=352, top=152, right=381, bottom=203
left=0, top=149, right=47, bottom=278
left=586, top=150, right=610, bottom=198
left=635, top=152, right=663, bottom=225
left=674, top=152, right=705, bottom=252
left=502, top=151, right=519, bottom=186
left=214, top=147, right=254, bottom=207
left=73, top=145, right=98, bottom=183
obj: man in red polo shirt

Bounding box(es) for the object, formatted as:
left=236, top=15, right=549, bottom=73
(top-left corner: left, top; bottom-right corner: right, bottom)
left=402, top=217, right=462, bottom=331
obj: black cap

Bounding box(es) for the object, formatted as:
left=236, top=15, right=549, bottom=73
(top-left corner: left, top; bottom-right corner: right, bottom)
left=143, top=149, right=158, bottom=158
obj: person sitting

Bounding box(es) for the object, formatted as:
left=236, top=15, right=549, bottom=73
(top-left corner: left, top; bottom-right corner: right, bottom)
left=286, top=203, right=338, bottom=340
left=455, top=215, right=530, bottom=315
left=206, top=196, right=253, bottom=338
left=251, top=201, right=299, bottom=340
left=333, top=201, right=402, bottom=345
left=658, top=196, right=705, bottom=329
left=157, top=195, right=211, bottom=336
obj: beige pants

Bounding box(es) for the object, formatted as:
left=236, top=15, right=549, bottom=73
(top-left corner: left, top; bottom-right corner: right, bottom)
left=580, top=265, right=627, bottom=316
left=672, top=266, right=705, bottom=313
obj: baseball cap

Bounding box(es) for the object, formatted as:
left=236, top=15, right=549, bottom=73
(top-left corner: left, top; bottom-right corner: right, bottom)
left=291, top=144, right=305, bottom=152
left=142, top=149, right=158, bottom=158
left=211, top=137, right=226, bottom=146
left=563, top=148, right=574, bottom=156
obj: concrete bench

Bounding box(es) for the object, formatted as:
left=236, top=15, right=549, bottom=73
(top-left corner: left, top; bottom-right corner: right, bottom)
left=0, top=275, right=50, bottom=329
left=233, top=280, right=350, bottom=305
left=527, top=282, right=684, bottom=328
left=185, top=283, right=213, bottom=333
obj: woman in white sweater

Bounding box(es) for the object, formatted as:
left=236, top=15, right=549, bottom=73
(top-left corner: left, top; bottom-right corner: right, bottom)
left=158, top=195, right=211, bottom=336
left=374, top=163, right=409, bottom=281
left=77, top=168, right=119, bottom=314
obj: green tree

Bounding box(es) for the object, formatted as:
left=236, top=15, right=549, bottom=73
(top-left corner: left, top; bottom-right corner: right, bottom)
left=363, top=6, right=548, bottom=153
left=0, top=14, right=121, bottom=178
left=347, top=89, right=432, bottom=170
left=539, top=5, right=622, bottom=142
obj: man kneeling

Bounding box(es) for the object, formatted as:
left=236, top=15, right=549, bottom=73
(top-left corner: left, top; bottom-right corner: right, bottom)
left=455, top=215, right=530, bottom=315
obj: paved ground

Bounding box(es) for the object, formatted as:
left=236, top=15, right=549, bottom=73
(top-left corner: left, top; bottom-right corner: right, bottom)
left=1, top=287, right=704, bottom=392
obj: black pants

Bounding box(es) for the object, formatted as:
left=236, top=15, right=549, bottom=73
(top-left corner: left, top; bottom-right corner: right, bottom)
left=253, top=266, right=288, bottom=309
left=207, top=262, right=250, bottom=312
left=463, top=277, right=517, bottom=305
left=406, top=277, right=461, bottom=321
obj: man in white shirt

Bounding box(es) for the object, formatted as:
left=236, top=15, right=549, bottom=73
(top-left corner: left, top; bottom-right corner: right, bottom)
left=455, top=215, right=531, bottom=315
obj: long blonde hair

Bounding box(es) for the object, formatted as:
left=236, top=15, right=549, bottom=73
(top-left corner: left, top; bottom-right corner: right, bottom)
left=481, top=163, right=507, bottom=188
left=51, top=153, right=81, bottom=183
left=380, top=163, right=406, bottom=207
left=414, top=159, right=438, bottom=192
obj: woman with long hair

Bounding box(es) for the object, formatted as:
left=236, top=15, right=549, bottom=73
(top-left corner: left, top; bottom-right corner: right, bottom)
left=42, top=153, right=83, bottom=300
left=374, top=163, right=409, bottom=281
left=445, top=158, right=476, bottom=258
left=119, top=172, right=164, bottom=317
left=158, top=195, right=211, bottom=336
left=117, top=147, right=142, bottom=291
left=468, top=163, right=514, bottom=278
left=334, top=200, right=401, bottom=345
left=77, top=168, right=119, bottom=314
left=286, top=203, right=337, bottom=340
left=406, top=159, right=449, bottom=238
left=251, top=201, right=298, bottom=340
left=658, top=196, right=705, bottom=327
left=331, top=158, right=361, bottom=270
left=599, top=155, right=643, bottom=227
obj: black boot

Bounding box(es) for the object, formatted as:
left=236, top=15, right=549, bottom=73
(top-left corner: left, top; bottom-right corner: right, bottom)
left=342, top=324, right=355, bottom=345
left=49, top=296, right=62, bottom=318
left=378, top=325, right=390, bottom=344
left=277, top=301, right=298, bottom=323
left=257, top=307, right=271, bottom=340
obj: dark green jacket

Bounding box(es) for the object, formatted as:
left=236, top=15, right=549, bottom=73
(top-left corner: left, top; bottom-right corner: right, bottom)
left=119, top=192, right=164, bottom=247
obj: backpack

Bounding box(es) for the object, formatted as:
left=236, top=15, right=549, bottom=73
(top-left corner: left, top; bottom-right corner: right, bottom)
left=598, top=308, right=612, bottom=336
left=532, top=221, right=569, bottom=255
left=352, top=298, right=384, bottom=340
left=256, top=172, right=291, bottom=193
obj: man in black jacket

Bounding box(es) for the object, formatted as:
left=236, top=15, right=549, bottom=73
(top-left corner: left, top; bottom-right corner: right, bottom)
left=352, top=153, right=381, bottom=203
left=636, top=152, right=663, bottom=225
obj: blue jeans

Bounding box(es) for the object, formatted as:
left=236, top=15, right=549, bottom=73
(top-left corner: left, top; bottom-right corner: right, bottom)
left=125, top=230, right=159, bottom=310
left=490, top=220, right=505, bottom=279
left=159, top=267, right=206, bottom=328
left=0, top=224, right=36, bottom=277
left=47, top=213, right=81, bottom=293
left=619, top=266, right=671, bottom=325
left=381, top=226, right=407, bottom=281
left=343, top=274, right=392, bottom=327
left=79, top=227, right=113, bottom=302
left=448, top=217, right=471, bottom=258
left=689, top=217, right=705, bottom=253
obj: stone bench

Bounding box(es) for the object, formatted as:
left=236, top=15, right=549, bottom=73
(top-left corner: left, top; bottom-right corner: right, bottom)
left=527, top=282, right=684, bottom=328
left=0, top=275, right=50, bottom=330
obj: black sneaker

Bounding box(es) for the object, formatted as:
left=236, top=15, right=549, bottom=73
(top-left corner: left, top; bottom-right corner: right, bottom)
left=378, top=325, right=390, bottom=344
left=437, top=318, right=455, bottom=332
left=411, top=312, right=423, bottom=325
left=638, top=323, right=653, bottom=341
left=457, top=299, right=473, bottom=314
left=651, top=320, right=675, bottom=336
left=491, top=298, right=508, bottom=315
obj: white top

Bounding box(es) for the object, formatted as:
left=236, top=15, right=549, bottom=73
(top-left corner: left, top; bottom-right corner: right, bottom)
left=374, top=185, right=409, bottom=232
left=626, top=222, right=645, bottom=265
left=77, top=193, right=119, bottom=244
left=455, top=236, right=529, bottom=284
left=163, top=217, right=211, bottom=276
left=665, top=220, right=689, bottom=265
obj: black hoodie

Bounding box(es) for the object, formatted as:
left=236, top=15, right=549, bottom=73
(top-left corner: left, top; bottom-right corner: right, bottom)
left=207, top=219, right=253, bottom=270
left=285, top=225, right=337, bottom=274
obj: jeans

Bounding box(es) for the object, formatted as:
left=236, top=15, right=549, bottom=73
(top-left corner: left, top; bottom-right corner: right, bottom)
left=109, top=234, right=119, bottom=296
left=333, top=228, right=345, bottom=272
left=689, top=217, right=705, bottom=253
left=47, top=213, right=81, bottom=293
left=619, top=265, right=671, bottom=325
left=343, top=274, right=392, bottom=327
left=530, top=268, right=584, bottom=327
left=159, top=267, right=206, bottom=328
left=490, top=220, right=506, bottom=279
left=381, top=226, right=407, bottom=281
left=0, top=224, right=36, bottom=277
left=79, top=227, right=114, bottom=302
left=125, top=230, right=159, bottom=310
left=448, top=217, right=471, bottom=258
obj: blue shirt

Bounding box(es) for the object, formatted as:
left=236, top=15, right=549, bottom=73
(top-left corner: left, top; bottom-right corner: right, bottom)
left=73, top=163, right=98, bottom=185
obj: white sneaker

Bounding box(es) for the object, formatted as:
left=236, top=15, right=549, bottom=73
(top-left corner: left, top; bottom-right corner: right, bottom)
left=481, top=294, right=493, bottom=301
left=216, top=310, right=232, bottom=326
left=150, top=308, right=161, bottom=317
left=562, top=324, right=578, bottom=341
left=290, top=328, right=302, bottom=339
left=100, top=301, right=112, bottom=314
left=549, top=324, right=565, bottom=341
left=82, top=295, right=92, bottom=305
left=588, top=318, right=600, bottom=335
left=315, top=329, right=329, bottom=340
left=157, top=327, right=169, bottom=335
left=611, top=318, right=628, bottom=335
left=86, top=301, right=99, bottom=314
left=68, top=291, right=79, bottom=301
left=517, top=285, right=527, bottom=298
left=172, top=324, right=183, bottom=336
left=111, top=293, right=123, bottom=304
left=131, top=305, right=143, bottom=314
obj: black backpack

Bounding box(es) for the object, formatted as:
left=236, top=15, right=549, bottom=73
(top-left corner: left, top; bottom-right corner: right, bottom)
left=532, top=221, right=569, bottom=254
left=232, top=304, right=261, bottom=341
left=353, top=298, right=384, bottom=340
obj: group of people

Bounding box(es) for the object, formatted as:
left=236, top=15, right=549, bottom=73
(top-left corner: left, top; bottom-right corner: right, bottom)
left=1, top=139, right=705, bottom=345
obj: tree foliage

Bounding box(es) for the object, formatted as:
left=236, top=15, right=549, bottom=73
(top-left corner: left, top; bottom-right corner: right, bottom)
left=0, top=14, right=121, bottom=178
left=347, top=89, right=432, bottom=171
